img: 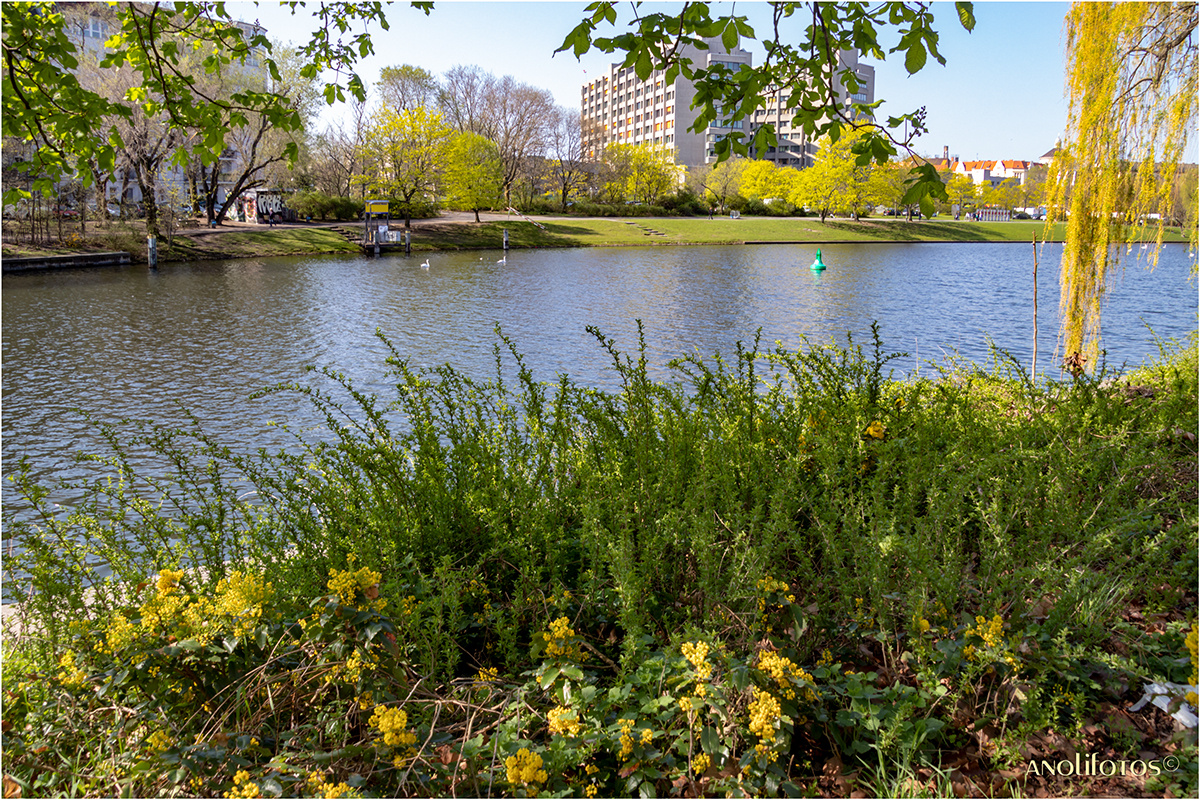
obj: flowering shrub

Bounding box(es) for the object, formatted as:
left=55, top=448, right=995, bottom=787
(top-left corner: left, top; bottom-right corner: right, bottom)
left=4, top=327, right=1195, bottom=797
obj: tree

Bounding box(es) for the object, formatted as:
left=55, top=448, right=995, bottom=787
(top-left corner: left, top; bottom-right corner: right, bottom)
left=191, top=42, right=321, bottom=225
left=443, top=131, right=502, bottom=222
left=6, top=2, right=976, bottom=225
left=991, top=178, right=1021, bottom=212
left=740, top=160, right=799, bottom=201
left=946, top=174, right=975, bottom=214
left=624, top=144, right=679, bottom=205
left=789, top=133, right=857, bottom=222
left=310, top=96, right=372, bottom=198
left=702, top=157, right=747, bottom=212
left=359, top=106, right=452, bottom=228
left=377, top=64, right=439, bottom=112
left=864, top=161, right=910, bottom=214
left=1017, top=164, right=1048, bottom=210
left=439, top=66, right=555, bottom=207
left=559, top=1, right=977, bottom=215
left=1046, top=1, right=1197, bottom=365
left=2, top=2, right=429, bottom=211
left=546, top=107, right=589, bottom=210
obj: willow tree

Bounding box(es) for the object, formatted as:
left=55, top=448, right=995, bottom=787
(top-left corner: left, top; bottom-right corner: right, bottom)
left=1046, top=1, right=1198, bottom=367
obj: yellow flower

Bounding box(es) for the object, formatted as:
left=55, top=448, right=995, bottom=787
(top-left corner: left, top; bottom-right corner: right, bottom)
left=327, top=565, right=385, bottom=612
left=617, top=718, right=637, bottom=759
left=223, top=770, right=261, bottom=799
left=548, top=705, right=582, bottom=737
left=55, top=651, right=88, bottom=687
left=505, top=748, right=547, bottom=786
left=156, top=568, right=185, bottom=595
left=757, top=651, right=815, bottom=701
left=1185, top=623, right=1198, bottom=707
left=863, top=420, right=886, bottom=440
left=369, top=705, right=418, bottom=748
left=748, top=688, right=781, bottom=748
left=691, top=752, right=711, bottom=774
left=145, top=729, right=172, bottom=753
left=543, top=616, right=582, bottom=660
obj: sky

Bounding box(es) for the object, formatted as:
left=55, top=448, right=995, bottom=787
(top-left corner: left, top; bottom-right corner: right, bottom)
left=247, top=1, right=1073, bottom=162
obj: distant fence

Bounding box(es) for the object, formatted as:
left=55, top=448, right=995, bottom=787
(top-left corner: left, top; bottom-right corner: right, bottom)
left=978, top=208, right=1011, bottom=222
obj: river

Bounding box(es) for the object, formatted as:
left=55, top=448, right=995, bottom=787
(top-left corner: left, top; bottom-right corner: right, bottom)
left=2, top=242, right=1196, bottom=532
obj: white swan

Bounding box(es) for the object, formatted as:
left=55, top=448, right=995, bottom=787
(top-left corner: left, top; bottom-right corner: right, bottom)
left=497, top=255, right=507, bottom=264
left=420, top=259, right=430, bottom=269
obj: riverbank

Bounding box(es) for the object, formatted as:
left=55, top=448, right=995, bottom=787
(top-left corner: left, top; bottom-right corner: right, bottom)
left=4, top=328, right=1196, bottom=798
left=9, top=214, right=1190, bottom=266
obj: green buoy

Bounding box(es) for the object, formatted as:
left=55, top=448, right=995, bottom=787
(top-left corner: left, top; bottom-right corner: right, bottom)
left=810, top=248, right=827, bottom=271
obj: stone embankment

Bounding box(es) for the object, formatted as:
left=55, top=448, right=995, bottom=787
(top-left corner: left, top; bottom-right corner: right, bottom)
left=3, top=251, right=132, bottom=272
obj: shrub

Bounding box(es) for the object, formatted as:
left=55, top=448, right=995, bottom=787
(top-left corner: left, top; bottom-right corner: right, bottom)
left=3, top=327, right=1196, bottom=797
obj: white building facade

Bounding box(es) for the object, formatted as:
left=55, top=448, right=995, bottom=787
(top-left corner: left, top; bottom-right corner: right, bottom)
left=580, top=37, right=875, bottom=170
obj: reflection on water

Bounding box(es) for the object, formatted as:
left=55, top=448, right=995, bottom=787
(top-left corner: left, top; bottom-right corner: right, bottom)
left=3, top=242, right=1196, bottom=513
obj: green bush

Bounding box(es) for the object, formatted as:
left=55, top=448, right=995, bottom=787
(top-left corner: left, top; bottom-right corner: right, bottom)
left=3, top=327, right=1197, bottom=796
left=289, top=192, right=363, bottom=222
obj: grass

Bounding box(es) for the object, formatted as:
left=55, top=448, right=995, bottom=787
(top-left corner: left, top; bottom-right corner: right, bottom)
left=409, top=218, right=1081, bottom=250
left=162, top=227, right=361, bottom=260
left=3, top=325, right=1196, bottom=798
left=7, top=215, right=1191, bottom=263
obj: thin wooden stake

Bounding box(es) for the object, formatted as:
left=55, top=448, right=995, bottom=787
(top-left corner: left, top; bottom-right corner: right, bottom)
left=1032, top=236, right=1039, bottom=381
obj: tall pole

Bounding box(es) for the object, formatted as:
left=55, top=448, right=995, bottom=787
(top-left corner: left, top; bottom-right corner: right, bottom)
left=1032, top=236, right=1039, bottom=381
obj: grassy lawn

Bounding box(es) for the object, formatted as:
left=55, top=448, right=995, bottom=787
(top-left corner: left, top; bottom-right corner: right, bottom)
left=407, top=216, right=1190, bottom=249
left=163, top=227, right=361, bottom=260
left=4, top=216, right=1190, bottom=263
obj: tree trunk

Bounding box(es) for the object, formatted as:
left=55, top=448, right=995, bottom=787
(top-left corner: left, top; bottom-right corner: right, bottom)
left=135, top=163, right=160, bottom=239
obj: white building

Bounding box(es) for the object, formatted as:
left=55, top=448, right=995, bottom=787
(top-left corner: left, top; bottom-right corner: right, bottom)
left=580, top=37, right=875, bottom=170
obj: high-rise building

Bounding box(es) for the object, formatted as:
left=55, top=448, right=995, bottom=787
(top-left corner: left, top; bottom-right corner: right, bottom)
left=580, top=37, right=875, bottom=170
left=751, top=50, right=875, bottom=169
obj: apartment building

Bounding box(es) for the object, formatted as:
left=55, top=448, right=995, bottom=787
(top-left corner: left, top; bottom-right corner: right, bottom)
left=753, top=50, right=875, bottom=168
left=580, top=37, right=752, bottom=167
left=580, top=37, right=875, bottom=169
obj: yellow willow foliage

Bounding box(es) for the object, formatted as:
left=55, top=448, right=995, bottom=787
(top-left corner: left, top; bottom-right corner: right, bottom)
left=1046, top=1, right=1197, bottom=366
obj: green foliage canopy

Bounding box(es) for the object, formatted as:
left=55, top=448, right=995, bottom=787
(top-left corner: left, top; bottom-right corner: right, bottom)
left=559, top=1, right=977, bottom=216
left=1, top=1, right=430, bottom=206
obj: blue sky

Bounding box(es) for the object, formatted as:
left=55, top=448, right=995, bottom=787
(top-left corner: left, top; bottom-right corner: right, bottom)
left=250, top=1, right=1071, bottom=162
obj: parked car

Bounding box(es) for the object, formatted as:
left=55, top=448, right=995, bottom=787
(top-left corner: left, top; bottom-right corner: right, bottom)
left=54, top=206, right=80, bottom=219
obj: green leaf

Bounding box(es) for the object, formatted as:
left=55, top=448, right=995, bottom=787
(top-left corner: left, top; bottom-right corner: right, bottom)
left=919, top=193, right=934, bottom=217
left=635, top=49, right=652, bottom=80
left=904, top=42, right=927, bottom=74
left=700, top=726, right=720, bottom=753
left=539, top=666, right=561, bottom=689
left=955, top=2, right=976, bottom=32
left=721, top=23, right=738, bottom=53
